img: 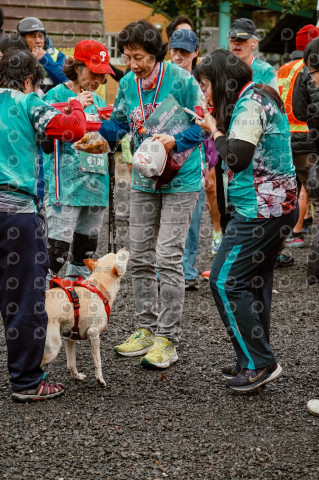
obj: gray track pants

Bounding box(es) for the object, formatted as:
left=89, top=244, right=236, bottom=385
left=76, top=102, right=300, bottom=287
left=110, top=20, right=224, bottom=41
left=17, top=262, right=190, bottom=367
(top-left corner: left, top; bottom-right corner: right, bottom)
left=129, top=189, right=199, bottom=344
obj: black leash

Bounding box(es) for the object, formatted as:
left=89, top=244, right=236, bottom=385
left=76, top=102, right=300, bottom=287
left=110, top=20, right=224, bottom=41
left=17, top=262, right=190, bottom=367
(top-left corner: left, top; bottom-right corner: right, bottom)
left=107, top=141, right=118, bottom=253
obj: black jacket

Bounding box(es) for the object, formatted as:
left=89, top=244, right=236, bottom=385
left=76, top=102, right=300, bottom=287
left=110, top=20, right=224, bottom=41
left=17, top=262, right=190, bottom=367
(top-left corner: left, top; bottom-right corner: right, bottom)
left=289, top=50, right=319, bottom=154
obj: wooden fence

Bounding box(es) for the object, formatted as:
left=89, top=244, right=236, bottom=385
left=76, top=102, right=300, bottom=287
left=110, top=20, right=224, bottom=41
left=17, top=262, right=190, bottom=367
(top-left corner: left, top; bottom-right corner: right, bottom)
left=2, top=0, right=105, bottom=50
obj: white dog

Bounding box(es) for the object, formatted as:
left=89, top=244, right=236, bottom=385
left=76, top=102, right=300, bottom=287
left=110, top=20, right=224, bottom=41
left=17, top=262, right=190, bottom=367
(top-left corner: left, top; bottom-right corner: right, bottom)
left=42, top=248, right=129, bottom=386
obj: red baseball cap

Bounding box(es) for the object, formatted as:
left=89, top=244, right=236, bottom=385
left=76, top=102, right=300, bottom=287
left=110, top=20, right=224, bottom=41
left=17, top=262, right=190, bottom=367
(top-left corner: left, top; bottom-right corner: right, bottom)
left=74, top=40, right=115, bottom=75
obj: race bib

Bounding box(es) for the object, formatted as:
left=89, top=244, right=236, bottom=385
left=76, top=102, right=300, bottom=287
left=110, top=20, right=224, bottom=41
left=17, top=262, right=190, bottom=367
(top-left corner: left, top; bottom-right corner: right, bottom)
left=78, top=151, right=108, bottom=175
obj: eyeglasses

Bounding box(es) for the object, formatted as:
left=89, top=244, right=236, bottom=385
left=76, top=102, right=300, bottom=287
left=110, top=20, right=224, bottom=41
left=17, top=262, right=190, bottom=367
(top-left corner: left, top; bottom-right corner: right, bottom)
left=308, top=69, right=319, bottom=79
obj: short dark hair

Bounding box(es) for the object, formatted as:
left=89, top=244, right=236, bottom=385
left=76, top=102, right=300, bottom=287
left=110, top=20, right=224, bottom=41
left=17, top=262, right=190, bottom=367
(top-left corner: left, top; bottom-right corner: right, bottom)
left=0, top=48, right=44, bottom=91
left=63, top=56, right=86, bottom=81
left=166, top=15, right=193, bottom=40
left=116, top=20, right=167, bottom=62
left=304, top=37, right=319, bottom=69
left=0, top=8, right=4, bottom=29
left=0, top=34, right=28, bottom=54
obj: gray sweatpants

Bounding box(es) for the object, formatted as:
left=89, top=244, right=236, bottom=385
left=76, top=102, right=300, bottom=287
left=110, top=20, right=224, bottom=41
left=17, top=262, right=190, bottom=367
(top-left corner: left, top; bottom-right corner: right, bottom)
left=46, top=205, right=106, bottom=242
left=46, top=205, right=106, bottom=285
left=129, top=189, right=199, bottom=344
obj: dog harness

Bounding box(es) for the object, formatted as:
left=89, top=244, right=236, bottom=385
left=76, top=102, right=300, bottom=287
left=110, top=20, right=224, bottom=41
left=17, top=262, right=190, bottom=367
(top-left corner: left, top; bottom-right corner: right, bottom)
left=49, top=277, right=111, bottom=340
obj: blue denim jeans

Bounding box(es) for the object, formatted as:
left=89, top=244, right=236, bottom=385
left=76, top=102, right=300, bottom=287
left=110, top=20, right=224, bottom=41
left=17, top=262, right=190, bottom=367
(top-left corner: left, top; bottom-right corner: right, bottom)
left=182, top=188, right=206, bottom=280
left=129, top=189, right=199, bottom=343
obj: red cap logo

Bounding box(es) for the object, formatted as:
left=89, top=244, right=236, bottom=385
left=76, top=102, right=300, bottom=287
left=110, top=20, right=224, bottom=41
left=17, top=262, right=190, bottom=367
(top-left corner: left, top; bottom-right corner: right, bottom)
left=74, top=40, right=115, bottom=75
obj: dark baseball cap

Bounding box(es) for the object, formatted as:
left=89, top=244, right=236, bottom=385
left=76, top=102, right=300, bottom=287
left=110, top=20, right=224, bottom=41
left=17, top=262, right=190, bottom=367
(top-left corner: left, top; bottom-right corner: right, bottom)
left=169, top=29, right=199, bottom=53
left=228, top=18, right=256, bottom=40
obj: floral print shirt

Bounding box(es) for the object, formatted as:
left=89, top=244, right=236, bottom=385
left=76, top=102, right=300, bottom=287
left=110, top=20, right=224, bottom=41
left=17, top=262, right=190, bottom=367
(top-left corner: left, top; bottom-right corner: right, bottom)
left=225, top=88, right=297, bottom=219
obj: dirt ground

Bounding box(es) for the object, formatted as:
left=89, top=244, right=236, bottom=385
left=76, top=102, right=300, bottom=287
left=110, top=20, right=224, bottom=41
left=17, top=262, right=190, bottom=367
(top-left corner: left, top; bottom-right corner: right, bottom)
left=0, top=155, right=318, bottom=479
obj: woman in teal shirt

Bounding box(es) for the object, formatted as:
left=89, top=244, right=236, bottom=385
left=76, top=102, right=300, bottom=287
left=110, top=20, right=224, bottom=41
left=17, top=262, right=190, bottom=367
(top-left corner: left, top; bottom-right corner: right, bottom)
left=99, top=20, right=204, bottom=369
left=195, top=50, right=298, bottom=392
left=43, top=40, right=114, bottom=282
left=0, top=48, right=87, bottom=401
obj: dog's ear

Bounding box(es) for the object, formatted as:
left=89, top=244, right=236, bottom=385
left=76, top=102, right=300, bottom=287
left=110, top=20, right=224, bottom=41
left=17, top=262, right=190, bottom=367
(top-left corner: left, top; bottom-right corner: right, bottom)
left=111, top=250, right=129, bottom=277
left=83, top=258, right=99, bottom=271
left=111, top=265, right=122, bottom=277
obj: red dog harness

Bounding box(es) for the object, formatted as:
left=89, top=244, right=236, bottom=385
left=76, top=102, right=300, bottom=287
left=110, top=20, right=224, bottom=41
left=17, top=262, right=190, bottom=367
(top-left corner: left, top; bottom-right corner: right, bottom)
left=49, top=277, right=111, bottom=340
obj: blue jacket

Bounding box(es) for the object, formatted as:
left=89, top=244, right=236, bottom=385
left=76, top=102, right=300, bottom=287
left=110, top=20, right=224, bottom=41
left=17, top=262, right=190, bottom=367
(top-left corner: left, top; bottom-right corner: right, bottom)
left=39, top=36, right=67, bottom=86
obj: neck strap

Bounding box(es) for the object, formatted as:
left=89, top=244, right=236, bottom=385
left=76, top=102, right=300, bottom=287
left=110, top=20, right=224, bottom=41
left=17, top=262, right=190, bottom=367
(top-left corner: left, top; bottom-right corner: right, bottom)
left=237, top=81, right=255, bottom=100
left=136, top=62, right=164, bottom=124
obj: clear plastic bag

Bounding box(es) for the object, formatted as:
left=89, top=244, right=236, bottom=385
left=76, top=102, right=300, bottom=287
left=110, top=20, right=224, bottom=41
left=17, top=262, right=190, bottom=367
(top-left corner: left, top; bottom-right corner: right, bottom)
left=75, top=132, right=109, bottom=154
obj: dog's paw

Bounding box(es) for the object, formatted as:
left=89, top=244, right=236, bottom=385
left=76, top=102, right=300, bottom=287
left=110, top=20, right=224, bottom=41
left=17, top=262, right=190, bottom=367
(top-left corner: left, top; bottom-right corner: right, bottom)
left=69, top=370, right=87, bottom=381
left=96, top=377, right=106, bottom=387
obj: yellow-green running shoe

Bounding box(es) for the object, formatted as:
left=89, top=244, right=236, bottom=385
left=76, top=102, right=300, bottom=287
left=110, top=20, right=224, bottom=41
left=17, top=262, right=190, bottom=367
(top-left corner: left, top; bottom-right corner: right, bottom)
left=114, top=328, right=154, bottom=357
left=140, top=337, right=178, bottom=369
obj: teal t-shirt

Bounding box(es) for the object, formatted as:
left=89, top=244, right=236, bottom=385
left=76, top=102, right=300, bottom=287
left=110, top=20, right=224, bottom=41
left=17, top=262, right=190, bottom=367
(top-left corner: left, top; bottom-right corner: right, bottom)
left=111, top=61, right=203, bottom=193
left=0, top=88, right=59, bottom=198
left=225, top=88, right=297, bottom=218
left=43, top=84, right=109, bottom=206
left=252, top=58, right=278, bottom=92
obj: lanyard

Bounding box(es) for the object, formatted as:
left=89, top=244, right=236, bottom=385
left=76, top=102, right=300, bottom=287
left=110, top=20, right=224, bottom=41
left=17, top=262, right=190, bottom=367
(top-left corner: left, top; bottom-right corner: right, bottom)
left=237, top=81, right=255, bottom=100
left=54, top=139, right=61, bottom=201
left=136, top=62, right=164, bottom=124
left=250, top=57, right=255, bottom=66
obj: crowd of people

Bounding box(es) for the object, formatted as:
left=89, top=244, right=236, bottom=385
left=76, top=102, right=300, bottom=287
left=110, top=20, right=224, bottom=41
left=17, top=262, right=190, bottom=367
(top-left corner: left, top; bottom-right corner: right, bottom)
left=0, top=8, right=318, bottom=415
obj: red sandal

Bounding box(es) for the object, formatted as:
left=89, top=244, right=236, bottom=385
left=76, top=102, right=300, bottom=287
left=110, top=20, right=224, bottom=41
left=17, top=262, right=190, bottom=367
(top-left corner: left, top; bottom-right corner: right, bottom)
left=12, top=379, right=65, bottom=402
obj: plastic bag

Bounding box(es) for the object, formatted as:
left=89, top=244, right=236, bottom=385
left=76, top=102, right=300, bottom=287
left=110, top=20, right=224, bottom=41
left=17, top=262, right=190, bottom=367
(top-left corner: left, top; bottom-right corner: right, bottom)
left=75, top=132, right=109, bottom=154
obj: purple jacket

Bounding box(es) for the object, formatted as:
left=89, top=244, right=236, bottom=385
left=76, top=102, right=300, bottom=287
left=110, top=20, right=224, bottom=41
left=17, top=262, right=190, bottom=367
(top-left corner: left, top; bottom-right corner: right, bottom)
left=203, top=137, right=218, bottom=170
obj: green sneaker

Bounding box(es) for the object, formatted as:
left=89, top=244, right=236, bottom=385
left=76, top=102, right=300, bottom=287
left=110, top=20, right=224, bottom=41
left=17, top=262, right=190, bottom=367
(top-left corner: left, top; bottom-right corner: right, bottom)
left=114, top=328, right=154, bottom=357
left=140, top=337, right=178, bottom=369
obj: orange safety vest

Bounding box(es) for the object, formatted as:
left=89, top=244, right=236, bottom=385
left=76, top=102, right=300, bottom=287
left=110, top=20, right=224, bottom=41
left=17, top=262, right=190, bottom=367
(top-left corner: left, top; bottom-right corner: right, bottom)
left=277, top=59, right=309, bottom=133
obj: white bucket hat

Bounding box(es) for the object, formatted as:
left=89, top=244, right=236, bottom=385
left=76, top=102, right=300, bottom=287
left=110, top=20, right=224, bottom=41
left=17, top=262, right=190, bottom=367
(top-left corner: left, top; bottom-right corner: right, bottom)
left=132, top=137, right=167, bottom=178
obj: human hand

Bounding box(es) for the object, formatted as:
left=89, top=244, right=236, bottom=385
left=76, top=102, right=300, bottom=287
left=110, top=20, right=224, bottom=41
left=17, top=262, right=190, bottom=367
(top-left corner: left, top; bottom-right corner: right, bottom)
left=195, top=101, right=217, bottom=132
left=99, top=105, right=114, bottom=121
left=32, top=47, right=46, bottom=60
left=74, top=91, right=94, bottom=109
left=152, top=134, right=176, bottom=152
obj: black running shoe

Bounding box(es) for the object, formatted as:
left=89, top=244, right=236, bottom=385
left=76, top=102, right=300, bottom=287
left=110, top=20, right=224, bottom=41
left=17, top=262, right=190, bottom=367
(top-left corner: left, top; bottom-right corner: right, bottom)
left=221, top=363, right=241, bottom=379
left=227, top=363, right=282, bottom=392
left=185, top=278, right=199, bottom=291
left=275, top=253, right=294, bottom=268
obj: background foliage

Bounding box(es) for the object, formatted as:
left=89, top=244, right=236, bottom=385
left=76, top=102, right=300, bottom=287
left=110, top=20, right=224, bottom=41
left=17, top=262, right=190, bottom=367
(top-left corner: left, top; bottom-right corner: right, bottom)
left=152, top=0, right=317, bottom=21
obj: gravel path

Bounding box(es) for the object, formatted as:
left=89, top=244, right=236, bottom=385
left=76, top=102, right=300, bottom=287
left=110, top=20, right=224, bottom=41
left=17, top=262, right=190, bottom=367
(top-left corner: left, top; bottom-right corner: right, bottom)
left=0, top=158, right=318, bottom=479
